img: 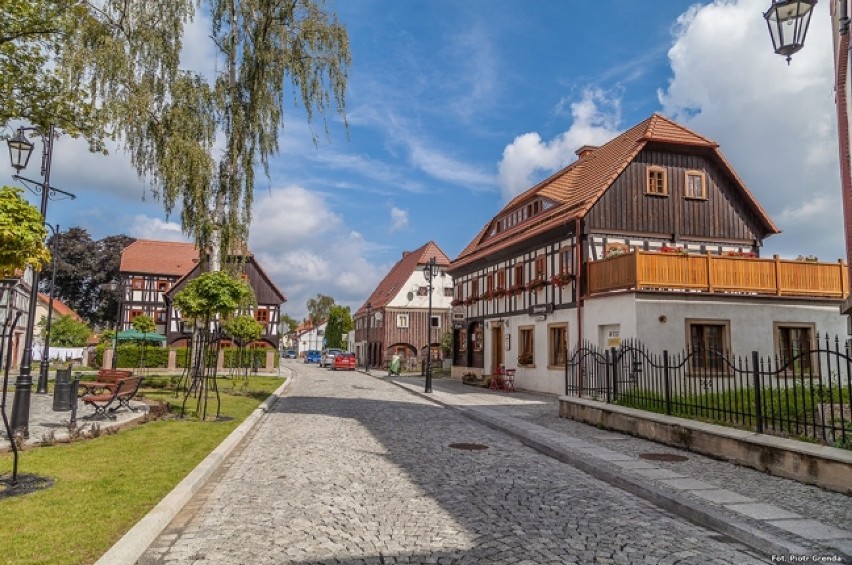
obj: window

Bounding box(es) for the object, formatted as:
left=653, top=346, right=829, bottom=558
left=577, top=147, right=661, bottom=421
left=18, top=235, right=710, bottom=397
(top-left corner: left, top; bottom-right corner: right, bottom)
left=514, top=264, right=524, bottom=287
left=131, top=277, right=145, bottom=290
left=646, top=166, right=668, bottom=196
left=775, top=323, right=814, bottom=372
left=559, top=247, right=573, bottom=273
left=687, top=320, right=730, bottom=372
left=430, top=315, right=440, bottom=328
left=155, top=309, right=167, bottom=324
left=471, top=277, right=479, bottom=298
left=157, top=280, right=170, bottom=292
left=129, top=309, right=143, bottom=321
left=255, top=308, right=269, bottom=323
left=486, top=273, right=494, bottom=293
left=472, top=325, right=483, bottom=351
left=417, top=286, right=428, bottom=297
left=443, top=287, right=453, bottom=297
left=535, top=256, right=546, bottom=280
left=549, top=324, right=568, bottom=366
left=497, top=269, right=506, bottom=290
left=519, top=326, right=534, bottom=365
left=685, top=170, right=706, bottom=199
left=397, top=314, right=409, bottom=328
left=455, top=283, right=463, bottom=301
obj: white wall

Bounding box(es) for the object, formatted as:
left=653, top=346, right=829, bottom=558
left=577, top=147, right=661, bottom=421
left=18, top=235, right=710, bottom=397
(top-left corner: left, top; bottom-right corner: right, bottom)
left=386, top=269, right=455, bottom=310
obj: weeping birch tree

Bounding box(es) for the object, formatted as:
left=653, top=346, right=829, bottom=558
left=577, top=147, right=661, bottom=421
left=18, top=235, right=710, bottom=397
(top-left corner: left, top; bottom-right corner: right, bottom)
left=8, top=0, right=350, bottom=267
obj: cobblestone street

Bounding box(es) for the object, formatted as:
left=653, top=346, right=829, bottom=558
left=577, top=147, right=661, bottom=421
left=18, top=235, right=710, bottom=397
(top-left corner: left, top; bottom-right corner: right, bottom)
left=139, top=365, right=768, bottom=564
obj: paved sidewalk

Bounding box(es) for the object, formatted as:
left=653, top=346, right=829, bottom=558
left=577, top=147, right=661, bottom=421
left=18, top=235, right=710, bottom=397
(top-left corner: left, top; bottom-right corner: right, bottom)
left=387, top=375, right=852, bottom=562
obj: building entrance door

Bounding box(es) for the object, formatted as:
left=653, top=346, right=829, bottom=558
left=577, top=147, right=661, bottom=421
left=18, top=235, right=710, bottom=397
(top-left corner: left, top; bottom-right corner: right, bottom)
left=491, top=325, right=504, bottom=370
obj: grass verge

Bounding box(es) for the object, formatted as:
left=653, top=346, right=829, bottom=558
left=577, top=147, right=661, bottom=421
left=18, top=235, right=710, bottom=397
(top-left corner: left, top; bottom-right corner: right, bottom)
left=0, top=375, right=283, bottom=565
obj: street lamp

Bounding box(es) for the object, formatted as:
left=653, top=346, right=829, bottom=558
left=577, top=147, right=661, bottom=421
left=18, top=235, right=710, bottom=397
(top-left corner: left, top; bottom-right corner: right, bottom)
left=36, top=223, right=60, bottom=394
left=422, top=257, right=438, bottom=393
left=365, top=302, right=371, bottom=374
left=6, top=124, right=75, bottom=437
left=763, top=0, right=818, bottom=63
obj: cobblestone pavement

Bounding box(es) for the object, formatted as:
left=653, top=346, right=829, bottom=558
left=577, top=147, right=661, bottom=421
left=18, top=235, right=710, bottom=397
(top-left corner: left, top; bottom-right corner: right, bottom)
left=140, top=365, right=771, bottom=564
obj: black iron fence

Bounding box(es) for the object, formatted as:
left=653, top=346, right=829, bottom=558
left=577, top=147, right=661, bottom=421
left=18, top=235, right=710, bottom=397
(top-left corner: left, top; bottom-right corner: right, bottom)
left=564, top=335, right=852, bottom=449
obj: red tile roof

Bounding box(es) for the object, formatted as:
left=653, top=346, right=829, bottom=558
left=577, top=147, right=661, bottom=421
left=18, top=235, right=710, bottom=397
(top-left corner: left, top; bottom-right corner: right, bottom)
left=37, top=292, right=82, bottom=321
left=452, top=113, right=779, bottom=270
left=120, top=240, right=199, bottom=276
left=356, top=241, right=450, bottom=316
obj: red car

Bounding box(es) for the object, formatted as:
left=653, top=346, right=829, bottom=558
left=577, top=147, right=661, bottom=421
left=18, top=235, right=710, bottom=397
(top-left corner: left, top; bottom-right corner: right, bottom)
left=332, top=352, right=356, bottom=371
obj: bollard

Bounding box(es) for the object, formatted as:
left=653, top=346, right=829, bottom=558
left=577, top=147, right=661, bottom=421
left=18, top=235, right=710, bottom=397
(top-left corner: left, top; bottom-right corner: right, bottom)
left=52, top=368, right=73, bottom=411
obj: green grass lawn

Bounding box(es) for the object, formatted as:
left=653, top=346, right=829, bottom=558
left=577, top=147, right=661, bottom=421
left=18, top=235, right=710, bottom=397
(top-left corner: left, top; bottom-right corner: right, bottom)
left=0, top=375, right=283, bottom=565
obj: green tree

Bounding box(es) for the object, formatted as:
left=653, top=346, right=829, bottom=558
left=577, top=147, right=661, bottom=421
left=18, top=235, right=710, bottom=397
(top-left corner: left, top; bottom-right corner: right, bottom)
left=131, top=314, right=156, bottom=335
left=324, top=304, right=352, bottom=350
left=172, top=271, right=254, bottom=323
left=306, top=294, right=335, bottom=327
left=222, top=314, right=263, bottom=345
left=37, top=314, right=91, bottom=347
left=279, top=313, right=299, bottom=333
left=0, top=186, right=50, bottom=277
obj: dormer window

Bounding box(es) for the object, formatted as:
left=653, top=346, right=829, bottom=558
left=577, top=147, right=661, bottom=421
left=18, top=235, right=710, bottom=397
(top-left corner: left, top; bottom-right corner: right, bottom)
left=646, top=166, right=668, bottom=196
left=685, top=170, right=706, bottom=199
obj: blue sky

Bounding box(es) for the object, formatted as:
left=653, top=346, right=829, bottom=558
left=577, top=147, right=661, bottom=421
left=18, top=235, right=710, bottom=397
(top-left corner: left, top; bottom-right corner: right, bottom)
left=1, top=0, right=843, bottom=321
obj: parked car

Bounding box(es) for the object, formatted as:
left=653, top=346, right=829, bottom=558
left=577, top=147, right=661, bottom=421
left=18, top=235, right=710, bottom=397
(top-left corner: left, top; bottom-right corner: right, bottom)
left=320, top=348, right=344, bottom=368
left=332, top=352, right=356, bottom=371
left=285, top=350, right=296, bottom=359
left=304, top=350, right=321, bottom=364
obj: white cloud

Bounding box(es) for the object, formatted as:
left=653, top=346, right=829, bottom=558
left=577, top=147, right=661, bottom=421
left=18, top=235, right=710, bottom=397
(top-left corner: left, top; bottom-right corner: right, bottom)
left=659, top=0, right=841, bottom=259
left=497, top=88, right=622, bottom=200
left=389, top=207, right=408, bottom=232
left=248, top=186, right=386, bottom=320
left=128, top=215, right=189, bottom=242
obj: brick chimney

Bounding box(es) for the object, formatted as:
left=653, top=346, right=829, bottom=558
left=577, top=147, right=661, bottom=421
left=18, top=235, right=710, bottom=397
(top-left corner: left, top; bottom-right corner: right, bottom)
left=575, top=145, right=599, bottom=160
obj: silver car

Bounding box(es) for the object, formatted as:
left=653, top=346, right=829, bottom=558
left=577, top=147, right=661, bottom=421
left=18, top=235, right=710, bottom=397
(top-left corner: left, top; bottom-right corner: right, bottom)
left=319, top=348, right=344, bottom=368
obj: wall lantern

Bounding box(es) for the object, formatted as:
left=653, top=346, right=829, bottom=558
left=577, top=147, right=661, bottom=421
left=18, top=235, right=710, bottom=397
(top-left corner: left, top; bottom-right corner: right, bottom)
left=7, top=128, right=34, bottom=172
left=763, top=0, right=817, bottom=63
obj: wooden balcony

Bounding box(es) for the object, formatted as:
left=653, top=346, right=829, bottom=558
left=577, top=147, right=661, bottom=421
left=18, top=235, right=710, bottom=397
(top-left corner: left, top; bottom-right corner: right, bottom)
left=586, top=251, right=849, bottom=299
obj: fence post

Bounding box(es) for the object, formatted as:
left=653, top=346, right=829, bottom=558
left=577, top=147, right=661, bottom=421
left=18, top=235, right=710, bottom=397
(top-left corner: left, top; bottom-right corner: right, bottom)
left=752, top=351, right=763, bottom=434
left=604, top=348, right=612, bottom=404
left=610, top=347, right=619, bottom=401
left=663, top=350, right=672, bottom=416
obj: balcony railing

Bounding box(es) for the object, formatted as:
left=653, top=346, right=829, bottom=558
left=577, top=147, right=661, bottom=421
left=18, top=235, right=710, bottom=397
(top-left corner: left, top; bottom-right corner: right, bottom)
left=587, top=251, right=849, bottom=299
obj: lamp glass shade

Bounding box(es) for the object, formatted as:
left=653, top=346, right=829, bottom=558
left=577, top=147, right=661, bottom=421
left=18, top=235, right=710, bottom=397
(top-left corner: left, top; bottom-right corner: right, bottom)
left=7, top=129, right=34, bottom=172
left=764, top=0, right=817, bottom=59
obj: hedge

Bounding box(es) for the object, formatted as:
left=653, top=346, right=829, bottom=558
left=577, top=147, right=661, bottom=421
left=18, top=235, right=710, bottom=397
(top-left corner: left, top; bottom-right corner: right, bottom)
left=95, top=344, right=278, bottom=369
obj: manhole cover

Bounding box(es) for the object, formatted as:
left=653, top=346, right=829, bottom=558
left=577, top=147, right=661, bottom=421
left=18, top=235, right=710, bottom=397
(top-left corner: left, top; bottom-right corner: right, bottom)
left=448, top=443, right=489, bottom=451
left=639, top=452, right=688, bottom=462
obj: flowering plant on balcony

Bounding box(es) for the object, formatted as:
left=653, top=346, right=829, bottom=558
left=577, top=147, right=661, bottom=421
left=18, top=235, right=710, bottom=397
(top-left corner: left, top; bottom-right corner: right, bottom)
left=660, top=244, right=688, bottom=256
left=723, top=250, right=756, bottom=258
left=526, top=277, right=548, bottom=291
left=508, top=282, right=525, bottom=295
left=517, top=352, right=533, bottom=366
left=463, top=296, right=478, bottom=306
left=549, top=271, right=575, bottom=287
left=450, top=298, right=463, bottom=307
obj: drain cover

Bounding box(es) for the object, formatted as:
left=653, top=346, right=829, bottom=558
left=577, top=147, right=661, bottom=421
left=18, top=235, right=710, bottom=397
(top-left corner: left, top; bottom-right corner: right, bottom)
left=448, top=443, right=489, bottom=451
left=639, top=453, right=688, bottom=462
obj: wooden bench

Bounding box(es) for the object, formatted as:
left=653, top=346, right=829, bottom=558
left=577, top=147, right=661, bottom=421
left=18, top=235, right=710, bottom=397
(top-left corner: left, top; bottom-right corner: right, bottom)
left=81, top=376, right=143, bottom=419
left=79, top=369, right=133, bottom=395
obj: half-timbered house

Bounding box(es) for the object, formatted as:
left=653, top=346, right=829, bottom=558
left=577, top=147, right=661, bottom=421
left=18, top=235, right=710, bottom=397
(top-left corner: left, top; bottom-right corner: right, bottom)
left=354, top=241, right=454, bottom=371
left=119, top=240, right=285, bottom=350
left=448, top=114, right=849, bottom=394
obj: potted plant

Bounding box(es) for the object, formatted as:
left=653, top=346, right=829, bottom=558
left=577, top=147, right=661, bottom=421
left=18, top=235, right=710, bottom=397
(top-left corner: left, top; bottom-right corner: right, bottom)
left=550, top=271, right=575, bottom=287
left=526, top=277, right=548, bottom=291
left=518, top=352, right=533, bottom=366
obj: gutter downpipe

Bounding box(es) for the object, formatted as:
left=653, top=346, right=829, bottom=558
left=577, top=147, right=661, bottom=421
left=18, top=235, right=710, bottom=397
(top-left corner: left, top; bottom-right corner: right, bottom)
left=575, top=217, right=584, bottom=397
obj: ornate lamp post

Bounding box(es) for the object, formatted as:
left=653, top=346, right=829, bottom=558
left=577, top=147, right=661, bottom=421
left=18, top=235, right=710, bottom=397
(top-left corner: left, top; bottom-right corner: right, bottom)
left=422, top=257, right=438, bottom=393
left=7, top=124, right=75, bottom=436
left=103, top=280, right=125, bottom=369
left=36, top=223, right=60, bottom=393
left=763, top=0, right=818, bottom=63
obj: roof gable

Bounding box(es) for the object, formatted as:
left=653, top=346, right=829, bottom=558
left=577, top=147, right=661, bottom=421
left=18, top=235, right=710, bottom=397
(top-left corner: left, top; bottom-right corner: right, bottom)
left=452, top=114, right=778, bottom=270
left=356, top=241, right=450, bottom=315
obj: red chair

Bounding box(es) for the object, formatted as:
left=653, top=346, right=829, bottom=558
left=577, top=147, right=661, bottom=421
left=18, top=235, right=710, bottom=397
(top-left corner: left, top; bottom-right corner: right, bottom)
left=502, top=368, right=516, bottom=392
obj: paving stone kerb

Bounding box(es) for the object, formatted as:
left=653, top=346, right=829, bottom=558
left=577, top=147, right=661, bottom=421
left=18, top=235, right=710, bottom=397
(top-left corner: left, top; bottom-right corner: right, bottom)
left=560, top=396, right=852, bottom=495
left=95, top=373, right=292, bottom=565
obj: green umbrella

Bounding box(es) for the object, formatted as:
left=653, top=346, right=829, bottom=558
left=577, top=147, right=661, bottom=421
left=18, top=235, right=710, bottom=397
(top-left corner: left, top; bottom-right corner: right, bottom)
left=117, top=329, right=167, bottom=342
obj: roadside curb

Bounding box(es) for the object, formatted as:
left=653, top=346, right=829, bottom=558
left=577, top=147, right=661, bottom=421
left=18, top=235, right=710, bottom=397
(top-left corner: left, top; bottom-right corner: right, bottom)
left=384, top=377, right=825, bottom=561
left=95, top=373, right=292, bottom=565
